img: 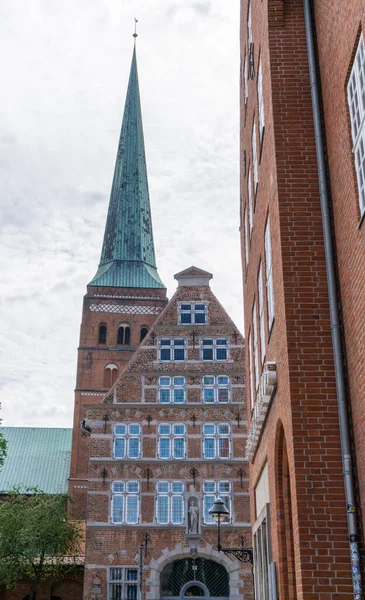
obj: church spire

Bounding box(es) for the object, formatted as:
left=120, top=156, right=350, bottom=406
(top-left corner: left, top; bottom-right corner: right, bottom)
left=89, top=45, right=165, bottom=289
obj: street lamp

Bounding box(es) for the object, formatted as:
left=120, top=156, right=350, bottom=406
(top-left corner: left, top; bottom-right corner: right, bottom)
left=209, top=498, right=254, bottom=564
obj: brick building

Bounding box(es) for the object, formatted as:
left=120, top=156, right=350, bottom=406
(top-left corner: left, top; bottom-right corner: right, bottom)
left=240, top=1, right=365, bottom=599
left=69, top=41, right=252, bottom=600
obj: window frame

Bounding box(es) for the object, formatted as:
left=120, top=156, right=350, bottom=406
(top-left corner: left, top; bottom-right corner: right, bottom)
left=158, top=376, right=186, bottom=404
left=265, top=215, right=275, bottom=332
left=109, top=567, right=138, bottom=600
left=202, top=375, right=230, bottom=404
left=252, top=300, right=259, bottom=396
left=253, top=503, right=272, bottom=600
left=113, top=423, right=141, bottom=459
left=202, top=423, right=231, bottom=459
left=203, top=480, right=232, bottom=524
left=248, top=330, right=255, bottom=411
left=252, top=118, right=258, bottom=199
left=200, top=338, right=228, bottom=361
left=156, top=481, right=185, bottom=525
left=347, top=33, right=365, bottom=217
left=158, top=338, right=186, bottom=362
left=178, top=303, right=208, bottom=325
left=157, top=423, right=186, bottom=459
left=111, top=480, right=140, bottom=525
left=258, top=261, right=266, bottom=365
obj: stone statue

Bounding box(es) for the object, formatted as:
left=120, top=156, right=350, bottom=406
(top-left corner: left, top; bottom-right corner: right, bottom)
left=188, top=498, right=199, bottom=534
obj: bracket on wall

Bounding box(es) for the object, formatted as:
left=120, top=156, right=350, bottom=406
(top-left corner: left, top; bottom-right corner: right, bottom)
left=190, top=330, right=198, bottom=349
left=190, top=467, right=199, bottom=489
left=237, top=468, right=247, bottom=489
left=144, top=468, right=152, bottom=490
left=236, top=412, right=242, bottom=428
left=103, top=413, right=109, bottom=433
left=101, top=467, right=108, bottom=485
left=191, top=414, right=197, bottom=428
left=146, top=414, right=152, bottom=428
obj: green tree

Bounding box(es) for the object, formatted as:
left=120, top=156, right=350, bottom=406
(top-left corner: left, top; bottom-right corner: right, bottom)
left=0, top=404, right=8, bottom=469
left=0, top=489, right=82, bottom=599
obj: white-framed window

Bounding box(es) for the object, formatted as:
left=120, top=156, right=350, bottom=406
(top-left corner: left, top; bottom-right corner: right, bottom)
left=248, top=331, right=255, bottom=411
left=244, top=206, right=249, bottom=267
left=244, top=50, right=249, bottom=105
left=109, top=567, right=138, bottom=600
left=158, top=424, right=186, bottom=459
left=114, top=424, right=141, bottom=459
left=104, top=363, right=118, bottom=387
left=265, top=216, right=275, bottom=329
left=258, top=262, right=265, bottom=365
left=252, top=118, right=258, bottom=195
left=203, top=480, right=231, bottom=524
left=248, top=167, right=253, bottom=237
left=203, top=423, right=231, bottom=459
left=258, top=55, right=265, bottom=144
left=253, top=505, right=271, bottom=600
left=158, top=376, right=186, bottom=403
left=156, top=481, right=184, bottom=525
left=247, top=2, right=252, bottom=49
left=179, top=303, right=207, bottom=325
left=201, top=338, right=228, bottom=361
left=111, top=481, right=140, bottom=524
left=347, top=34, right=365, bottom=216
left=253, top=301, right=259, bottom=395
left=202, top=376, right=230, bottom=403
left=159, top=338, right=186, bottom=361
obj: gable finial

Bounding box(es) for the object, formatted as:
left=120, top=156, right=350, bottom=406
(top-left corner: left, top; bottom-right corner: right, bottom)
left=133, top=18, right=138, bottom=41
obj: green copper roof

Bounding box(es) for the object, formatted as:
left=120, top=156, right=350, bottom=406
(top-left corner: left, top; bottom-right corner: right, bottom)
left=89, top=47, right=165, bottom=289
left=0, top=428, right=72, bottom=494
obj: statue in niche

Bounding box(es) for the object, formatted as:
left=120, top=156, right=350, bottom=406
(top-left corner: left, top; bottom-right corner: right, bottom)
left=188, top=497, right=199, bottom=534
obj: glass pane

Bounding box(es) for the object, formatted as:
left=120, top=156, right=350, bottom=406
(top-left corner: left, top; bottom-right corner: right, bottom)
left=159, top=377, right=170, bottom=386
left=203, top=424, right=215, bottom=435
left=127, top=569, right=138, bottom=581
left=128, top=438, right=140, bottom=459
left=174, top=349, right=185, bottom=361
left=174, top=339, right=185, bottom=346
left=126, top=496, right=138, bottom=524
left=203, top=389, right=215, bottom=403
left=217, top=339, right=227, bottom=346
left=218, top=423, right=230, bottom=435
left=174, top=437, right=185, bottom=458
left=126, top=584, right=137, bottom=600
left=160, top=349, right=171, bottom=361
left=203, top=339, right=213, bottom=345
left=172, top=481, right=184, bottom=493
left=129, top=424, right=140, bottom=435
left=173, top=389, right=185, bottom=403
left=159, top=438, right=171, bottom=458
left=114, top=438, right=125, bottom=458
left=203, top=376, right=215, bottom=385
left=181, top=313, right=192, bottom=324
left=159, top=424, right=171, bottom=435
left=218, top=481, right=231, bottom=493
left=160, top=389, right=171, bottom=403
left=195, top=304, right=205, bottom=311
left=216, top=348, right=227, bottom=360
left=157, top=481, right=169, bottom=493
left=115, top=424, right=126, bottom=435
left=172, top=495, right=184, bottom=524
left=181, top=304, right=191, bottom=310
left=202, top=348, right=213, bottom=360
left=174, top=424, right=185, bottom=435
left=217, top=376, right=229, bottom=385
left=203, top=481, right=215, bottom=493
left=203, top=495, right=215, bottom=524
left=219, top=438, right=230, bottom=458
left=113, top=481, right=125, bottom=493
left=174, top=376, right=185, bottom=386
left=127, top=481, right=139, bottom=493
left=157, top=495, right=169, bottom=524
left=160, top=339, right=171, bottom=345
left=218, top=388, right=229, bottom=402
left=204, top=438, right=215, bottom=459
left=112, top=495, right=124, bottom=523
left=194, top=312, right=206, bottom=324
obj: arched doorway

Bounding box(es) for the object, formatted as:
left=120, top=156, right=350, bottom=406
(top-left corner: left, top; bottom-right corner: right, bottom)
left=160, top=558, right=229, bottom=600
left=50, top=580, right=83, bottom=600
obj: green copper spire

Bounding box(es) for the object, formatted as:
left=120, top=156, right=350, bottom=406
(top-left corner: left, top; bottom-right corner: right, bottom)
left=89, top=46, right=165, bottom=289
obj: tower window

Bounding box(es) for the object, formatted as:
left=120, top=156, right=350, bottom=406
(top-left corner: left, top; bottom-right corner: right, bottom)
left=140, top=327, right=148, bottom=342
left=104, top=364, right=118, bottom=387
left=99, top=324, right=107, bottom=344
left=117, top=325, right=131, bottom=346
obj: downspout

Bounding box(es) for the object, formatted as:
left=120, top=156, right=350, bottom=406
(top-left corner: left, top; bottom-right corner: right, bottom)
left=303, top=1, right=363, bottom=598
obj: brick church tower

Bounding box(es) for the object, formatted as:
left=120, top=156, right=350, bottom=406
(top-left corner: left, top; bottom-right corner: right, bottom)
left=69, top=44, right=167, bottom=512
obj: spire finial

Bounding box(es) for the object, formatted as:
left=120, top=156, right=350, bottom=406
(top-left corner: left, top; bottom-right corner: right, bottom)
left=133, top=18, right=138, bottom=41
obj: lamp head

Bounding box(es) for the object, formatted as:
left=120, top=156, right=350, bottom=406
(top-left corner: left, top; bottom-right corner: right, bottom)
left=209, top=498, right=230, bottom=521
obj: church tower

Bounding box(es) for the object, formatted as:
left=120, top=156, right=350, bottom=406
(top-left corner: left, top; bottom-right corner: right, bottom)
left=69, top=44, right=167, bottom=511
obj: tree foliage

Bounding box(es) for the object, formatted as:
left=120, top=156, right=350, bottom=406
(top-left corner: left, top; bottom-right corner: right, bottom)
left=0, top=489, right=82, bottom=598
left=0, top=404, right=7, bottom=469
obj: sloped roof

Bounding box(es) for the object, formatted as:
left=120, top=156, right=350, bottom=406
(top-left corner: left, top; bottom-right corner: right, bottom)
left=0, top=427, right=72, bottom=494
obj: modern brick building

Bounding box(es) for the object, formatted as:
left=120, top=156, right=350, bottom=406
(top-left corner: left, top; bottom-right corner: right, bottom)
left=240, top=1, right=365, bottom=599
left=68, top=40, right=252, bottom=600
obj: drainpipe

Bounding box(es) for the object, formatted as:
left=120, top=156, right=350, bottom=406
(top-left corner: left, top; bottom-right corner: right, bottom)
left=303, top=1, right=363, bottom=598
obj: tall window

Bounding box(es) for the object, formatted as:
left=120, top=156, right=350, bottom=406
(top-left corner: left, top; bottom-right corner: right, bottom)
left=203, top=481, right=231, bottom=524
left=248, top=167, right=253, bottom=237
left=158, top=376, right=186, bottom=403
left=109, top=568, right=138, bottom=600
left=99, top=324, right=107, bottom=344
left=111, top=481, right=139, bottom=524
left=201, top=339, right=228, bottom=361
left=244, top=51, right=249, bottom=105
left=347, top=34, right=365, bottom=215
left=203, top=423, right=231, bottom=459
left=104, top=363, right=118, bottom=387
left=244, top=206, right=249, bottom=268
left=258, top=262, right=265, bottom=365
left=114, top=424, right=141, bottom=459
left=140, top=327, right=148, bottom=342
left=258, top=55, right=265, bottom=144
left=156, top=481, right=184, bottom=525
left=179, top=303, right=207, bottom=325
left=202, top=376, right=230, bottom=403
left=253, top=301, right=259, bottom=396
left=117, top=325, right=130, bottom=345
left=265, top=216, right=275, bottom=330
left=159, top=338, right=186, bottom=361
left=248, top=331, right=255, bottom=411
left=252, top=119, right=258, bottom=196
left=253, top=509, right=270, bottom=600
left=158, top=424, right=186, bottom=459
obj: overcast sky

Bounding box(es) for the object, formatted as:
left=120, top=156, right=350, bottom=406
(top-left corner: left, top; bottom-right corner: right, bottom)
left=0, top=0, right=242, bottom=428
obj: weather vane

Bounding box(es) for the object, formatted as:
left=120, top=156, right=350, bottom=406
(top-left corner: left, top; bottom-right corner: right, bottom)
left=133, top=18, right=138, bottom=40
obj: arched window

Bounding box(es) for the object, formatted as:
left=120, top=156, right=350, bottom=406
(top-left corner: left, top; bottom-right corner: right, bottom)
left=140, top=327, right=148, bottom=342
left=104, top=364, right=118, bottom=387
left=99, top=324, right=107, bottom=344
left=117, top=325, right=131, bottom=346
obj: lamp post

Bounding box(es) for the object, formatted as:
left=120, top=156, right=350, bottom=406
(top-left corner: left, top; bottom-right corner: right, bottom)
left=209, top=498, right=254, bottom=564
